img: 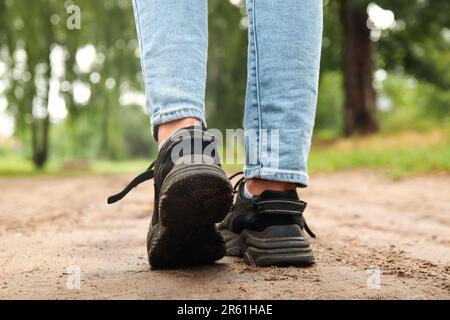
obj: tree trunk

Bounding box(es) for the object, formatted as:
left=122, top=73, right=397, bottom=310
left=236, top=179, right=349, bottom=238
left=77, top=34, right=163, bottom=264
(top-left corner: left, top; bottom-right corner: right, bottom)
left=31, top=116, right=50, bottom=169
left=340, top=0, right=378, bottom=135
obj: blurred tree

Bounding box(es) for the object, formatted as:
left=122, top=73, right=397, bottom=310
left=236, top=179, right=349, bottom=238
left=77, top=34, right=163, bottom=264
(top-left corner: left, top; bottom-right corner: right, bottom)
left=207, top=0, right=247, bottom=131
left=340, top=0, right=378, bottom=135
left=1, top=1, right=59, bottom=167
left=72, top=0, right=143, bottom=159
left=1, top=0, right=144, bottom=167
left=324, top=0, right=450, bottom=135
left=377, top=0, right=450, bottom=89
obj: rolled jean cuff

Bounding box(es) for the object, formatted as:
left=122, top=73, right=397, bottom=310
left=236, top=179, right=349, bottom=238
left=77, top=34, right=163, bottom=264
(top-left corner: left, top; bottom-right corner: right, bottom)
left=151, top=106, right=206, bottom=140
left=244, top=166, right=310, bottom=188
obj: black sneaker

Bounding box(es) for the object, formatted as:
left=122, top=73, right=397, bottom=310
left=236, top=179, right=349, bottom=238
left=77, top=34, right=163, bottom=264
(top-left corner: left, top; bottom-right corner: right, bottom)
left=108, top=126, right=233, bottom=268
left=218, top=173, right=316, bottom=267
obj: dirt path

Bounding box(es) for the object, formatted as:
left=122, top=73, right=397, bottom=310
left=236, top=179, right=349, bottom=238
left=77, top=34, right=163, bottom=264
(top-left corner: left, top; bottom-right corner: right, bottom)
left=0, top=170, right=449, bottom=299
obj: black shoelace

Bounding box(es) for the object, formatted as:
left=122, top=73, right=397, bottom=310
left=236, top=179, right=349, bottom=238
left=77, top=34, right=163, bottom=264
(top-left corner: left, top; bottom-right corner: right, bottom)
left=228, top=171, right=245, bottom=194
left=107, top=161, right=155, bottom=204
left=228, top=172, right=316, bottom=238
left=108, top=165, right=238, bottom=205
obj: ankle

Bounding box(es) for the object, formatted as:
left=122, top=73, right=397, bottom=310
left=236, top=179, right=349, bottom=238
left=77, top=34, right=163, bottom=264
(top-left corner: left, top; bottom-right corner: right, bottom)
left=157, top=118, right=201, bottom=144
left=246, top=179, right=296, bottom=196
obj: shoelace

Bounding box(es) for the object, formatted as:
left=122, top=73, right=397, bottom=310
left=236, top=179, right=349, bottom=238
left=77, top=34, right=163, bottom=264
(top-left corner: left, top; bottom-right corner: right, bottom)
left=228, top=171, right=316, bottom=238
left=107, top=161, right=155, bottom=204
left=228, top=171, right=245, bottom=194
left=301, top=219, right=316, bottom=238
left=108, top=166, right=242, bottom=205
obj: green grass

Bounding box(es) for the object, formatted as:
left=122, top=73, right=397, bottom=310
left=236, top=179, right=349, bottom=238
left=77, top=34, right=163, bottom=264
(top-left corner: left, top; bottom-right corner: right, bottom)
left=308, top=143, right=450, bottom=178
left=308, top=127, right=450, bottom=178
left=0, top=158, right=151, bottom=177
left=0, top=157, right=49, bottom=177
left=1, top=128, right=449, bottom=179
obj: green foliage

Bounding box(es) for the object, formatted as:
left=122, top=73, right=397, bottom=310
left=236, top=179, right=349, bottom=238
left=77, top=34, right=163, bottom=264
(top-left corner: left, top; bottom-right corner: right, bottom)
left=319, top=0, right=449, bottom=137
left=309, top=142, right=450, bottom=178
left=206, top=0, right=247, bottom=131
left=0, top=0, right=152, bottom=165
left=315, top=71, right=345, bottom=138
left=379, top=74, right=450, bottom=131
left=321, top=0, right=343, bottom=72
left=377, top=0, right=450, bottom=89
left=0, top=0, right=449, bottom=172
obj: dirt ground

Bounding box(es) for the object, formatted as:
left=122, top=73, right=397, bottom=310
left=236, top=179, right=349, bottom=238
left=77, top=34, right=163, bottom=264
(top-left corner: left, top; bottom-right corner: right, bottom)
left=0, top=170, right=449, bottom=300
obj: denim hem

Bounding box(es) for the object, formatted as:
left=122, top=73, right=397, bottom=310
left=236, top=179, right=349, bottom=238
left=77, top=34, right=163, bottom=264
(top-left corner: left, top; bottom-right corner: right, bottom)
left=244, top=166, right=310, bottom=188
left=151, top=107, right=206, bottom=139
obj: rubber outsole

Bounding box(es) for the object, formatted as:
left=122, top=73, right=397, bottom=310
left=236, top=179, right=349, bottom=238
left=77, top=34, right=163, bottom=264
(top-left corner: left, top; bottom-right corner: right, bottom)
left=221, top=225, right=315, bottom=267
left=147, top=164, right=233, bottom=268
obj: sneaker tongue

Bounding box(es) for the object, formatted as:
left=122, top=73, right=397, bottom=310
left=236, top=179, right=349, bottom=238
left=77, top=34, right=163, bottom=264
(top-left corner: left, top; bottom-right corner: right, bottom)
left=257, top=189, right=299, bottom=201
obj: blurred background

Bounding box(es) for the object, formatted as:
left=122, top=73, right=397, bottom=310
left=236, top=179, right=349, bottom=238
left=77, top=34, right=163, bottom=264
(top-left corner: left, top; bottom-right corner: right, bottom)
left=0, top=0, right=449, bottom=177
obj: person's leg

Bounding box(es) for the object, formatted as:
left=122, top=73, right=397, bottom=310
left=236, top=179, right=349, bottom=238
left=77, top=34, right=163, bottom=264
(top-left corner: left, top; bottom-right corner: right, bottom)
left=112, top=0, right=233, bottom=268
left=132, top=0, right=207, bottom=143
left=217, top=0, right=322, bottom=267
left=244, top=0, right=323, bottom=193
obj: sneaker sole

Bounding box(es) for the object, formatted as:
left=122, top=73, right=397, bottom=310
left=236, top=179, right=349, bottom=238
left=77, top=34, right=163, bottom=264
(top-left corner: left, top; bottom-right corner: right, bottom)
left=221, top=225, right=315, bottom=267
left=148, top=163, right=233, bottom=268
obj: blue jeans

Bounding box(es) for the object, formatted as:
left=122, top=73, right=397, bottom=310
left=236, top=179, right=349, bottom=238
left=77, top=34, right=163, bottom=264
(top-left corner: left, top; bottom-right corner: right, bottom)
left=133, top=0, right=322, bottom=187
